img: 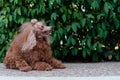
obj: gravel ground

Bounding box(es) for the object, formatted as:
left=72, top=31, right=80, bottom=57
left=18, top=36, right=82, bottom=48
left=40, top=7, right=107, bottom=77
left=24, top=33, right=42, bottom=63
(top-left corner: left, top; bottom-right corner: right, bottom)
left=1, top=62, right=120, bottom=77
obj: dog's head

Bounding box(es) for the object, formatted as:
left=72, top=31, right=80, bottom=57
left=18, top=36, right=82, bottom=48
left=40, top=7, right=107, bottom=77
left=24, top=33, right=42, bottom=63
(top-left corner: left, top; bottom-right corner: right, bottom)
left=31, top=19, right=52, bottom=38
left=21, top=19, right=52, bottom=52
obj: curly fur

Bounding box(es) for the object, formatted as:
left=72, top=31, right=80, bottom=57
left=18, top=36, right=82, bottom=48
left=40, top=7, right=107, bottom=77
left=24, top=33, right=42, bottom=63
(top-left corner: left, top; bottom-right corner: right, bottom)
left=4, top=19, right=65, bottom=72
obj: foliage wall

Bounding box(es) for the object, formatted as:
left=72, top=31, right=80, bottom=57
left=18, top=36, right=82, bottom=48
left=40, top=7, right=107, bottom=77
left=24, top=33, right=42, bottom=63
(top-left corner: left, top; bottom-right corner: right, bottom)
left=0, top=0, right=120, bottom=62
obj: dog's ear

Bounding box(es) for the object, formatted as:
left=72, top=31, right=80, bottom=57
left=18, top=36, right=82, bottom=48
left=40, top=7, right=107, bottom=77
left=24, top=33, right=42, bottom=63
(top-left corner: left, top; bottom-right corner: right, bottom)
left=31, top=19, right=38, bottom=25
left=21, top=30, right=36, bottom=52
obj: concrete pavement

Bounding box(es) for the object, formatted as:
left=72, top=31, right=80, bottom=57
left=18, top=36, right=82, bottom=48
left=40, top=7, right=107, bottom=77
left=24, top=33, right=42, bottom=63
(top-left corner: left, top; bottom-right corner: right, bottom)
left=0, top=76, right=120, bottom=80
left=1, top=62, right=120, bottom=80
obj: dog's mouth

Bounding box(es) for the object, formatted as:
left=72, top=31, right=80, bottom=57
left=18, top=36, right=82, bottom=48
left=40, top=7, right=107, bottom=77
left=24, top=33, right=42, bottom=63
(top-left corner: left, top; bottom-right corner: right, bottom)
left=42, top=31, right=51, bottom=35
left=42, top=27, right=52, bottom=36
left=37, top=31, right=51, bottom=38
left=37, top=26, right=52, bottom=38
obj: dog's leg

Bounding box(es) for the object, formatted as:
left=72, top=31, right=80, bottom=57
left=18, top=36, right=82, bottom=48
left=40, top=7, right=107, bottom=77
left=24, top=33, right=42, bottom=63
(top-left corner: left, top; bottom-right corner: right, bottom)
left=15, top=58, right=32, bottom=72
left=32, top=62, right=52, bottom=71
left=47, top=58, right=65, bottom=69
left=4, top=56, right=17, bottom=69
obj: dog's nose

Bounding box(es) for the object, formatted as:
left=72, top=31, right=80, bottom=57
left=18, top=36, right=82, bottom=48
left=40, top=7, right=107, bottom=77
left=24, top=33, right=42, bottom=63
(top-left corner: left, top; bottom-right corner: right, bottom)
left=51, top=26, right=54, bottom=30
left=49, top=26, right=54, bottom=30
left=51, top=27, right=54, bottom=30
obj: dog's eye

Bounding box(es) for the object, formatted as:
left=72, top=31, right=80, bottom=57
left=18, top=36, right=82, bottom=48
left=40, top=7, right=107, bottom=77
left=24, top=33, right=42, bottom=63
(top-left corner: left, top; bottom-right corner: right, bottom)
left=41, top=26, right=44, bottom=28
left=40, top=26, right=44, bottom=30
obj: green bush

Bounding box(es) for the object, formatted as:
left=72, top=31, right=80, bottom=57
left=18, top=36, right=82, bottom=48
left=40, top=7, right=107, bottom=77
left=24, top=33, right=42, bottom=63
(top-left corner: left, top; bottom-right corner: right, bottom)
left=0, top=0, right=119, bottom=62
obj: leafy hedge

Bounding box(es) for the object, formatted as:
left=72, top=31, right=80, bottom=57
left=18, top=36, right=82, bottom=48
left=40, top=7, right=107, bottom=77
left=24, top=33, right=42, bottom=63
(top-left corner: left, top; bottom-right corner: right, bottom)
left=0, top=0, right=120, bottom=62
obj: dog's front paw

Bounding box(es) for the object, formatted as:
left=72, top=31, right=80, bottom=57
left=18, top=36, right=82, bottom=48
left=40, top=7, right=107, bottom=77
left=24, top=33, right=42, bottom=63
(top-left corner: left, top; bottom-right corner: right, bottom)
left=53, top=62, right=66, bottom=69
left=45, top=65, right=52, bottom=71
left=20, top=66, right=32, bottom=72
left=57, top=64, right=66, bottom=69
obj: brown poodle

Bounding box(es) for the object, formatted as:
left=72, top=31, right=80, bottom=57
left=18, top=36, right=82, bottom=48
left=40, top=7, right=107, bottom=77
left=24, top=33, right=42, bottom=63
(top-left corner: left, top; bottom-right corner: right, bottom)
left=4, top=19, right=65, bottom=72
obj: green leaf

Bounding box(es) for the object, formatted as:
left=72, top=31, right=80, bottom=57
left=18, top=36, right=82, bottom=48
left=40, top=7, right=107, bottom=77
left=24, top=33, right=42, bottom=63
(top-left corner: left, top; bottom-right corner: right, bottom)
left=115, top=55, right=119, bottom=60
left=66, top=37, right=76, bottom=46
left=66, top=37, right=71, bottom=46
left=1, top=34, right=5, bottom=40
left=97, top=43, right=103, bottom=53
left=87, top=37, right=91, bottom=49
left=81, top=38, right=86, bottom=46
left=72, top=24, right=77, bottom=32
left=15, top=8, right=21, bottom=15
left=57, top=28, right=63, bottom=39
left=103, top=30, right=108, bottom=39
left=9, top=32, right=13, bottom=38
left=31, top=9, right=36, bottom=16
left=93, top=43, right=97, bottom=50
left=66, top=25, right=71, bottom=32
left=60, top=6, right=67, bottom=13
left=110, top=10, right=116, bottom=19
left=91, top=1, right=99, bottom=9
left=97, top=13, right=105, bottom=20
left=97, top=27, right=104, bottom=38
left=113, top=0, right=118, bottom=3
left=92, top=54, right=98, bottom=62
left=101, top=22, right=106, bottom=30
left=14, top=0, right=18, bottom=4
left=104, top=2, right=112, bottom=14
left=51, top=13, right=59, bottom=20
left=62, top=48, right=68, bottom=56
left=114, top=18, right=119, bottom=29
left=81, top=18, right=86, bottom=27
left=86, top=0, right=92, bottom=5
left=75, top=22, right=80, bottom=28
left=62, top=14, right=66, bottom=22
left=22, top=7, right=27, bottom=14
left=52, top=33, right=57, bottom=42
left=9, top=15, right=12, bottom=22
left=0, top=17, right=4, bottom=27
left=72, top=48, right=78, bottom=56
left=77, top=0, right=84, bottom=3
left=87, top=49, right=91, bottom=56
left=86, top=14, right=94, bottom=19
left=71, top=22, right=80, bottom=32
left=10, top=0, right=13, bottom=2
left=71, top=38, right=76, bottom=45
left=117, top=7, right=120, bottom=13
left=73, top=12, right=83, bottom=20
left=86, top=19, right=93, bottom=29
left=4, top=19, right=8, bottom=24
left=18, top=18, right=24, bottom=24
left=53, top=50, right=60, bottom=57
left=104, top=51, right=114, bottom=58
left=82, top=48, right=87, bottom=58
left=104, top=2, right=109, bottom=14
left=1, top=8, right=7, bottom=15
left=56, top=0, right=61, bottom=4
left=0, top=0, right=3, bottom=7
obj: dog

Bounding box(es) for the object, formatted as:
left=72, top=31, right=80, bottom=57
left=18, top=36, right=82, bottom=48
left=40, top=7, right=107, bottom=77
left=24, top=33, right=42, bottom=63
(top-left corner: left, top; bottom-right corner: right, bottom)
left=4, top=19, right=65, bottom=72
